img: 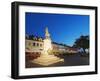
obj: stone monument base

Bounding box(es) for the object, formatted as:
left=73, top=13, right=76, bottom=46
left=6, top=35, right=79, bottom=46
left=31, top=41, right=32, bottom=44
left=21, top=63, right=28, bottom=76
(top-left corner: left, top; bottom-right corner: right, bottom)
left=31, top=54, right=64, bottom=66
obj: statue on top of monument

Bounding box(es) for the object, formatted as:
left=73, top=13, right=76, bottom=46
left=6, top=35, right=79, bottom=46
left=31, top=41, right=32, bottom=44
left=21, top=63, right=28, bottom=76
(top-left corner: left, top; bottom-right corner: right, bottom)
left=45, top=27, right=50, bottom=39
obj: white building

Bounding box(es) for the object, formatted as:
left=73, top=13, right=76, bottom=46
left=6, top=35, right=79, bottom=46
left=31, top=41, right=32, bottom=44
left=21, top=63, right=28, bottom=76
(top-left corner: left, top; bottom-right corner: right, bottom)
left=25, top=27, right=78, bottom=55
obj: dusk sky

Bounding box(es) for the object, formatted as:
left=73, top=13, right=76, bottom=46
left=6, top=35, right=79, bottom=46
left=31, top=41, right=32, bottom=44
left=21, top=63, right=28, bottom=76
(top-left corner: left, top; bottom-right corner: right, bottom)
left=25, top=12, right=89, bottom=46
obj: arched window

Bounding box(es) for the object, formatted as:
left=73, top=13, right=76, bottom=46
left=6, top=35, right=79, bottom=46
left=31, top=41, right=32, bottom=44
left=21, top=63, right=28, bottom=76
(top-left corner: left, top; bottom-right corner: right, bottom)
left=33, top=42, right=35, bottom=46
left=40, top=44, right=42, bottom=47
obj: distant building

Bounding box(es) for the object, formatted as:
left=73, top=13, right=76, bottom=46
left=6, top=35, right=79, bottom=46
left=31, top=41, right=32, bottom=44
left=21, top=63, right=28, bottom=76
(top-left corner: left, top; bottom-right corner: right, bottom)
left=25, top=36, right=78, bottom=55
left=25, top=27, right=78, bottom=55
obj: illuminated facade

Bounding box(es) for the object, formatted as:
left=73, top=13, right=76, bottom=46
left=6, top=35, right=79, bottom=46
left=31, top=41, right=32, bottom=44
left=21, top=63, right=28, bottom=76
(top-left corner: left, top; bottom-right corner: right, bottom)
left=25, top=28, right=78, bottom=55
left=25, top=39, right=78, bottom=54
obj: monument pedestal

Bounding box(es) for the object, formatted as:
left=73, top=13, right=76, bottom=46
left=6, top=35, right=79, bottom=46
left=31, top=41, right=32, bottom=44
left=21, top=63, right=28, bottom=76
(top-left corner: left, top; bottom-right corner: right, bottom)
left=32, top=54, right=64, bottom=66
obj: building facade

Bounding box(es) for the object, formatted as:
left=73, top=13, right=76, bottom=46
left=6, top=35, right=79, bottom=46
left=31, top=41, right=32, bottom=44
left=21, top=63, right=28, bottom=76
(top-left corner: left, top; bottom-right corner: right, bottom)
left=25, top=27, right=78, bottom=55
left=25, top=37, right=78, bottom=55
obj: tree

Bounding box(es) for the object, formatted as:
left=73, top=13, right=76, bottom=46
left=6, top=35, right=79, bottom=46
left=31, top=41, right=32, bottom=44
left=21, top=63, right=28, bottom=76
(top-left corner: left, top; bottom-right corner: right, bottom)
left=73, top=35, right=89, bottom=53
left=29, top=35, right=34, bottom=40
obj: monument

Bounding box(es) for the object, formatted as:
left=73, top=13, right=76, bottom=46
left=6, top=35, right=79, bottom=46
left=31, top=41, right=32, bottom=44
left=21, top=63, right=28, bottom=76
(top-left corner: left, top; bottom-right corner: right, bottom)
left=32, top=27, right=64, bottom=66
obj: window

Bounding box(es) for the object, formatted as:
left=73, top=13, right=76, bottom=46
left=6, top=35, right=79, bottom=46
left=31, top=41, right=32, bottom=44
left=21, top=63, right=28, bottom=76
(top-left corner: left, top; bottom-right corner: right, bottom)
left=37, top=43, right=39, bottom=47
left=33, top=43, right=35, bottom=46
left=40, top=44, right=42, bottom=47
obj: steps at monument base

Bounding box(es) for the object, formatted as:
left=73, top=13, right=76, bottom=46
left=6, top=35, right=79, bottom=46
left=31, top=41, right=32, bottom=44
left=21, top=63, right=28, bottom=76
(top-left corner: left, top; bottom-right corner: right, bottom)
left=31, top=55, right=64, bottom=66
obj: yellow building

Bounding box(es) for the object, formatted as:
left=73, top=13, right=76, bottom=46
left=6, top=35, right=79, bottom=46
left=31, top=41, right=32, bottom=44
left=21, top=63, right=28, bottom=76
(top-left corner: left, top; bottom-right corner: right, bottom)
left=25, top=27, right=78, bottom=55
left=26, top=36, right=78, bottom=55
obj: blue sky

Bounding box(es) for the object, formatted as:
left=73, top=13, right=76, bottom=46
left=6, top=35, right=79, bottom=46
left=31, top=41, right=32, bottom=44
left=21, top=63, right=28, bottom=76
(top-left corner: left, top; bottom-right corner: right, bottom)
left=25, top=12, right=89, bottom=46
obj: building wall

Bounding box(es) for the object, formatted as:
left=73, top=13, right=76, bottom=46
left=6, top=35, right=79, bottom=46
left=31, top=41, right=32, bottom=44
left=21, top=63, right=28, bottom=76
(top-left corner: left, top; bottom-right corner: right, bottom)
left=25, top=39, right=78, bottom=54
left=25, top=40, right=43, bottom=53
